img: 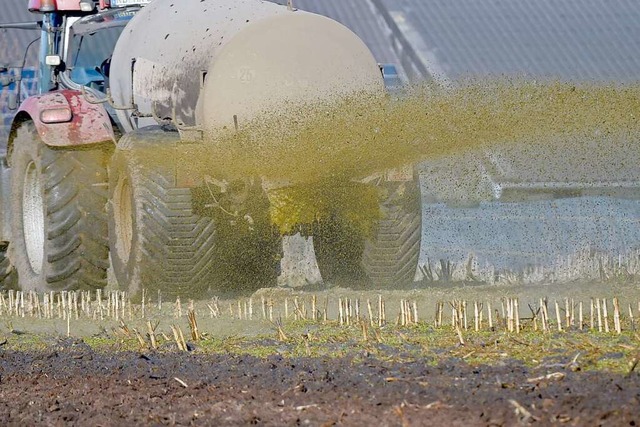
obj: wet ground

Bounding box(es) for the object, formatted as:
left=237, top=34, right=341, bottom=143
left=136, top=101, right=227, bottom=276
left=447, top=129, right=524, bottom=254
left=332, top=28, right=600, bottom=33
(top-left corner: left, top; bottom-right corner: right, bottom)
left=0, top=281, right=638, bottom=426
left=0, top=338, right=638, bottom=426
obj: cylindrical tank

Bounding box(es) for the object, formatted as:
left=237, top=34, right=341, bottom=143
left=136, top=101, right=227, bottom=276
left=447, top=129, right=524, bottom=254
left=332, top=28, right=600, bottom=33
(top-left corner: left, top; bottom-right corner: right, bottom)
left=110, top=0, right=384, bottom=133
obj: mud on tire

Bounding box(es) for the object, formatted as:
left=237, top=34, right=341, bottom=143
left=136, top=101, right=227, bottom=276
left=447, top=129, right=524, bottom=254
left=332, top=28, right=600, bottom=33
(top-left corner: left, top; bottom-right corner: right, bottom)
left=108, top=130, right=217, bottom=298
left=8, top=121, right=109, bottom=291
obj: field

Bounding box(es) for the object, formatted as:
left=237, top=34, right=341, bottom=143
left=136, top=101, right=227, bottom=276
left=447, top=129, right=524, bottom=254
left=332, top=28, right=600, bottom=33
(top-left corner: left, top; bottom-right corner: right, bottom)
left=1, top=1, right=639, bottom=425
left=0, top=281, right=639, bottom=425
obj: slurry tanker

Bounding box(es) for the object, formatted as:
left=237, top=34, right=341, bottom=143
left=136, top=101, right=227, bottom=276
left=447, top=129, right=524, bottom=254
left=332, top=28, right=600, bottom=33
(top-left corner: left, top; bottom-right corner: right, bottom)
left=0, top=0, right=420, bottom=295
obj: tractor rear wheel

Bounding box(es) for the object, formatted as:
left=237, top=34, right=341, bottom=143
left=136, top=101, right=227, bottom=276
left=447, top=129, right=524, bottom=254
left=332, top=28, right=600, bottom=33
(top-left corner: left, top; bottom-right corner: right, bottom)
left=108, top=133, right=217, bottom=298
left=8, top=121, right=109, bottom=291
left=314, top=177, right=421, bottom=288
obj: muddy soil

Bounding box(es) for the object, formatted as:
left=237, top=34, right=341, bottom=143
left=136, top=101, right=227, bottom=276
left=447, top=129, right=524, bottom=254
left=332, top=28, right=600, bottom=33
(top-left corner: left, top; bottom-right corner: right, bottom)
left=0, top=339, right=638, bottom=426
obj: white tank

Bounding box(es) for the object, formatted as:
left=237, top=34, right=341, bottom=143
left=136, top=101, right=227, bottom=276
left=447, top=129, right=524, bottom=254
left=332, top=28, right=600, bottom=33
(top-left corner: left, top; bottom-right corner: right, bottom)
left=109, top=0, right=384, bottom=133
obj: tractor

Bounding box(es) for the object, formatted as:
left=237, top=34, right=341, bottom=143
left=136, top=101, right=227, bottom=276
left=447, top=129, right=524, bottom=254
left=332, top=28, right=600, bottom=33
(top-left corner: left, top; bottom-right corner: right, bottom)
left=0, top=0, right=421, bottom=296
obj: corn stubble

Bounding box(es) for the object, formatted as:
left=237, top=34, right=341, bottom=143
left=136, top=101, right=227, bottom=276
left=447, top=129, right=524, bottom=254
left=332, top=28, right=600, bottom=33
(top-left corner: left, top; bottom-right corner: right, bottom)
left=1, top=290, right=639, bottom=348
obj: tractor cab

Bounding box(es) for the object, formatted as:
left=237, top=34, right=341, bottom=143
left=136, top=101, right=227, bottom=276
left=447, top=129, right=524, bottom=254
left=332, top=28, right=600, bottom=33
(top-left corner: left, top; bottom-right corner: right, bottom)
left=26, top=0, right=150, bottom=95
left=64, top=8, right=139, bottom=92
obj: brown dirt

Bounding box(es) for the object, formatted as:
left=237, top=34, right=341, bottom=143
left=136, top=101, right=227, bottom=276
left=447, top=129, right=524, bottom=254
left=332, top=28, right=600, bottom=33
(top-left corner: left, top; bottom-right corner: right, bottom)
left=0, top=339, right=638, bottom=426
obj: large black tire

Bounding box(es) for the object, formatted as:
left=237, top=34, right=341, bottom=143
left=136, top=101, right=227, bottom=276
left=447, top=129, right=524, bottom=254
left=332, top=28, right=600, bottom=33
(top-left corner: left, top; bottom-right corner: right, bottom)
left=361, top=180, right=422, bottom=287
left=315, top=178, right=422, bottom=288
left=109, top=129, right=281, bottom=298
left=8, top=121, right=109, bottom=291
left=108, top=133, right=218, bottom=299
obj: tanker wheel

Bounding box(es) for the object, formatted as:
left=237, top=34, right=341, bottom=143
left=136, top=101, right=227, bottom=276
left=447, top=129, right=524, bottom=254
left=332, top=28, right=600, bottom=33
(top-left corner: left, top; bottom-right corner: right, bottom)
left=314, top=178, right=421, bottom=289
left=108, top=145, right=217, bottom=299
left=8, top=121, right=109, bottom=291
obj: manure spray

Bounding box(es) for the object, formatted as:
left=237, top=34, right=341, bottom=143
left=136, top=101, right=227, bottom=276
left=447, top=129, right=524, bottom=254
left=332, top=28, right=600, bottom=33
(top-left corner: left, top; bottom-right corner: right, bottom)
left=198, top=80, right=639, bottom=183
left=132, top=79, right=640, bottom=289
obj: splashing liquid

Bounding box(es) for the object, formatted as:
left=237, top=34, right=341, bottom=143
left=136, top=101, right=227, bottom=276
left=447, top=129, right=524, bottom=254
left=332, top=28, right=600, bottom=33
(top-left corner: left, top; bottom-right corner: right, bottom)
left=193, top=80, right=639, bottom=183
left=192, top=80, right=639, bottom=232
left=131, top=79, right=640, bottom=291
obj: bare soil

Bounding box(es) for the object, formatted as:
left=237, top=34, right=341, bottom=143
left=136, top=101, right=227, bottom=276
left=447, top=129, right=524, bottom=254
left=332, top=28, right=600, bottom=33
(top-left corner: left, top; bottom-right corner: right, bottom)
left=0, top=338, right=638, bottom=426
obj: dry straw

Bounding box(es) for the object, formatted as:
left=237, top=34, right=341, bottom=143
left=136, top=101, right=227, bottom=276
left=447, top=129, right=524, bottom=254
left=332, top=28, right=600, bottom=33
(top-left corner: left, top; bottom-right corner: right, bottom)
left=0, top=290, right=638, bottom=345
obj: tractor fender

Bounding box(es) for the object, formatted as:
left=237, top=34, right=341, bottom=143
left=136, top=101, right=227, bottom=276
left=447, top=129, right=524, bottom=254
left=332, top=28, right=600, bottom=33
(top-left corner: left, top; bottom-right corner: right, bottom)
left=11, top=90, right=114, bottom=149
